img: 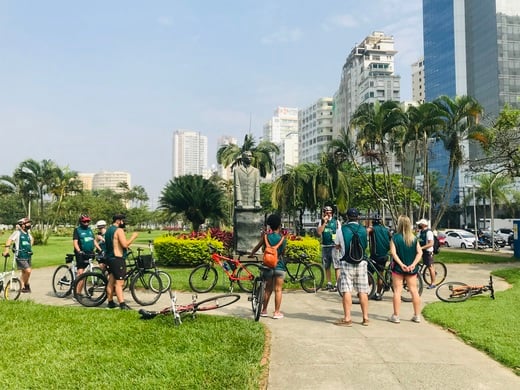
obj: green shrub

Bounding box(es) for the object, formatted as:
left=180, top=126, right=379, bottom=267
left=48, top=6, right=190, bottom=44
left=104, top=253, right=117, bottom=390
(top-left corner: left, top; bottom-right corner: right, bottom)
left=284, top=236, right=321, bottom=262
left=154, top=235, right=224, bottom=266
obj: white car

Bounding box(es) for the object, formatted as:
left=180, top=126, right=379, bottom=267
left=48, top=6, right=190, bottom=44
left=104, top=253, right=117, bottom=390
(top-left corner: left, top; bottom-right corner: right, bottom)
left=495, top=228, right=513, bottom=242
left=444, top=230, right=476, bottom=249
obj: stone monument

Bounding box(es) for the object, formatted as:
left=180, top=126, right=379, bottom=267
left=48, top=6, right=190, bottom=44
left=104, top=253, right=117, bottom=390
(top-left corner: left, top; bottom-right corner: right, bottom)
left=233, top=151, right=264, bottom=253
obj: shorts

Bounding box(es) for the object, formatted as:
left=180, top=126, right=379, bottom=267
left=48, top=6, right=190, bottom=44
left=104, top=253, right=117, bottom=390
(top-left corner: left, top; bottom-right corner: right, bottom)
left=370, top=255, right=388, bottom=272
left=75, top=251, right=94, bottom=270
left=321, top=246, right=334, bottom=270
left=16, top=258, right=32, bottom=270
left=422, top=251, right=434, bottom=267
left=337, top=260, right=369, bottom=294
left=106, top=256, right=127, bottom=280
left=262, top=268, right=285, bottom=281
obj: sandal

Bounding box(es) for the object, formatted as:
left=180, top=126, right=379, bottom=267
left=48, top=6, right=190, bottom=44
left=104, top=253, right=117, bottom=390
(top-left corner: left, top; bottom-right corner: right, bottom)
left=361, top=319, right=369, bottom=326
left=333, top=319, right=352, bottom=327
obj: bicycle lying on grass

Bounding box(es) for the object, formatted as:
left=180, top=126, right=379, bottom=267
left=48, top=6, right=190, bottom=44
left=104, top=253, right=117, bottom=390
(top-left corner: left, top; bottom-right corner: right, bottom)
left=435, top=275, right=495, bottom=302
left=189, top=244, right=261, bottom=293
left=138, top=290, right=241, bottom=326
left=1, top=254, right=21, bottom=300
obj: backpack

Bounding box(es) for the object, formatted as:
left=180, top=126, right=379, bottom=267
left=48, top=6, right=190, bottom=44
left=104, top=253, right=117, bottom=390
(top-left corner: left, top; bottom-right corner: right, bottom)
left=341, top=225, right=365, bottom=264
left=263, top=234, right=285, bottom=268
left=433, top=234, right=440, bottom=254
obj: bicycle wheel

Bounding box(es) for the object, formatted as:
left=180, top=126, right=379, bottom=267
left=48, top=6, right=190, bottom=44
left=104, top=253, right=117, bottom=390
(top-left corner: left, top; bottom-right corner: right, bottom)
left=195, top=293, right=241, bottom=312
left=52, top=265, right=74, bottom=298
left=130, top=270, right=163, bottom=306
left=74, top=271, right=108, bottom=307
left=422, top=262, right=447, bottom=286
left=400, top=274, right=424, bottom=302
left=251, top=278, right=265, bottom=321
left=300, top=263, right=325, bottom=293
left=149, top=270, right=172, bottom=294
left=435, top=282, right=471, bottom=302
left=189, top=264, right=218, bottom=293
left=237, top=263, right=261, bottom=293
left=4, top=277, right=22, bottom=300
left=351, top=272, right=376, bottom=304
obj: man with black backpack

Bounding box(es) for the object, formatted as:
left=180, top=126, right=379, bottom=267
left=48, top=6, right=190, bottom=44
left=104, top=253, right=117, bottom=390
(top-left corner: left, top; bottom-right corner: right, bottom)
left=334, top=208, right=370, bottom=327
left=417, top=219, right=436, bottom=289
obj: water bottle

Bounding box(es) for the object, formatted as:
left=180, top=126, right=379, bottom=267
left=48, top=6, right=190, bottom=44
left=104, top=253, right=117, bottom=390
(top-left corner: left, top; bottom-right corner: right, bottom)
left=222, top=261, right=230, bottom=272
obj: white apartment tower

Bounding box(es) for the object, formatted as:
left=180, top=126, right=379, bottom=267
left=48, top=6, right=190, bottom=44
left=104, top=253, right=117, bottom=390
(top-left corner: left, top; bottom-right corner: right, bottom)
left=262, top=107, right=299, bottom=144
left=272, top=132, right=299, bottom=180
left=298, top=97, right=334, bottom=164
left=172, top=130, right=208, bottom=178
left=333, top=31, right=401, bottom=135
left=216, top=135, right=237, bottom=181
left=411, top=56, right=425, bottom=103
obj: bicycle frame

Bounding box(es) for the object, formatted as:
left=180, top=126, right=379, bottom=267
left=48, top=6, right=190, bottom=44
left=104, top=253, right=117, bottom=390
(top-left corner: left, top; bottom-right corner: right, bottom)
left=1, top=255, right=21, bottom=300
left=282, top=259, right=308, bottom=283
left=210, top=251, right=257, bottom=284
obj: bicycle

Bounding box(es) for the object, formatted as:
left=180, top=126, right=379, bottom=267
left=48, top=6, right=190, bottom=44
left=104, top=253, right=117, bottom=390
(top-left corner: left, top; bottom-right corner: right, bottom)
left=138, top=290, right=240, bottom=326
left=51, top=252, right=103, bottom=298
left=1, top=254, right=22, bottom=300
left=135, top=241, right=172, bottom=294
left=435, top=275, right=495, bottom=302
left=73, top=250, right=164, bottom=307
left=282, top=253, right=325, bottom=293
left=249, top=265, right=271, bottom=321
left=188, top=244, right=261, bottom=293
left=417, top=260, right=447, bottom=287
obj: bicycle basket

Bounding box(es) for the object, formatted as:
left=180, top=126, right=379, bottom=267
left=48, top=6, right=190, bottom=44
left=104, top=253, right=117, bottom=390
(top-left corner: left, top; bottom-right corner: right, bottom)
left=137, top=255, right=154, bottom=269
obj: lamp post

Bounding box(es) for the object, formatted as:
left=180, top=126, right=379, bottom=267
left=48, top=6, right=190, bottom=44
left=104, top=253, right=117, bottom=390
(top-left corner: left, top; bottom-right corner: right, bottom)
left=472, top=185, right=478, bottom=249
left=490, top=173, right=501, bottom=250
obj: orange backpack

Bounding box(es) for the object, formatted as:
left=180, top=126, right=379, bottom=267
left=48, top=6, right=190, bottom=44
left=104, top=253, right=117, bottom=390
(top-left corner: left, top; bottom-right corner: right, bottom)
left=263, top=234, right=284, bottom=268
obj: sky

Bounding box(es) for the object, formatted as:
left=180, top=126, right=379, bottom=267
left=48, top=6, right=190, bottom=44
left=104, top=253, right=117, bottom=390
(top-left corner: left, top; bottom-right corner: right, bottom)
left=0, top=0, right=423, bottom=206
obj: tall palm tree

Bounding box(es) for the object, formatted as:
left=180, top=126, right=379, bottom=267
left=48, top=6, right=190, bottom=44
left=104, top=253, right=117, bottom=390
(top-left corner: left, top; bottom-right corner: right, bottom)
left=159, top=175, right=227, bottom=232
left=217, top=134, right=280, bottom=177
left=48, top=167, right=83, bottom=227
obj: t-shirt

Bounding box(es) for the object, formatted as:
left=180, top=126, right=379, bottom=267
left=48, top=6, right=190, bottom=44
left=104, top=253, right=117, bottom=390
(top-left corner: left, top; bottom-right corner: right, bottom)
left=370, top=224, right=390, bottom=258
left=9, top=230, right=33, bottom=259
left=319, top=218, right=340, bottom=246
left=73, top=226, right=96, bottom=252
left=338, top=222, right=368, bottom=260
left=392, top=233, right=419, bottom=274
left=265, top=232, right=286, bottom=271
left=419, top=229, right=434, bottom=253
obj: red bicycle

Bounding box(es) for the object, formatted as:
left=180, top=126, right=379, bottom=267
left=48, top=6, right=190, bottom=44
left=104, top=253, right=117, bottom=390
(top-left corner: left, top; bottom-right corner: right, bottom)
left=188, top=244, right=261, bottom=293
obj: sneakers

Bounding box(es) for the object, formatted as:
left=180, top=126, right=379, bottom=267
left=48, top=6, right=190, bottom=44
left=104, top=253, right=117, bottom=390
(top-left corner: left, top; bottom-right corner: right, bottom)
left=388, top=314, right=400, bottom=323
left=426, top=284, right=436, bottom=289
left=326, top=283, right=337, bottom=292
left=260, top=311, right=268, bottom=317
left=21, top=285, right=31, bottom=293
left=411, top=315, right=421, bottom=323
left=373, top=294, right=383, bottom=301
left=273, top=312, right=284, bottom=319
left=119, top=302, right=132, bottom=310
left=107, top=301, right=117, bottom=309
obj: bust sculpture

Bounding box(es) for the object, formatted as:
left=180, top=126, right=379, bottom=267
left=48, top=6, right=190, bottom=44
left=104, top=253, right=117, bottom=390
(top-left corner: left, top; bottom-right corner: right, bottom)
left=233, top=151, right=261, bottom=210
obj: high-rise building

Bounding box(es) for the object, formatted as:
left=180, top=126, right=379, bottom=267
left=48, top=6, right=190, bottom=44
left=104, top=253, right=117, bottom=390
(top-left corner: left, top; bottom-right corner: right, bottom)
left=411, top=57, right=425, bottom=103
left=172, top=130, right=208, bottom=178
left=298, top=97, right=334, bottom=164
left=79, top=171, right=131, bottom=193
left=272, top=131, right=299, bottom=180
left=216, top=135, right=237, bottom=181
left=333, top=31, right=401, bottom=135
left=262, top=107, right=299, bottom=144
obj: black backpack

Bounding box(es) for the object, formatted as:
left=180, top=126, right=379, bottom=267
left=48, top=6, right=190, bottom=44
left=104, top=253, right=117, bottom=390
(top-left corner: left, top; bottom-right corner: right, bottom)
left=341, top=225, right=365, bottom=264
left=433, top=234, right=440, bottom=254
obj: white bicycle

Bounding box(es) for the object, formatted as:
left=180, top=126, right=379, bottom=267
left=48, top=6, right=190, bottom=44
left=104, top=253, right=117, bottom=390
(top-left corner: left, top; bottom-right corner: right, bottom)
left=1, top=254, right=22, bottom=300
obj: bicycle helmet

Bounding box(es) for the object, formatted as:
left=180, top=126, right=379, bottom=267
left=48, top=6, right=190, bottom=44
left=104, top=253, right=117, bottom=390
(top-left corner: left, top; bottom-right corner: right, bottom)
left=95, top=220, right=107, bottom=229
left=79, top=214, right=91, bottom=223
left=372, top=214, right=382, bottom=224
left=17, top=217, right=31, bottom=225
left=323, top=206, right=333, bottom=212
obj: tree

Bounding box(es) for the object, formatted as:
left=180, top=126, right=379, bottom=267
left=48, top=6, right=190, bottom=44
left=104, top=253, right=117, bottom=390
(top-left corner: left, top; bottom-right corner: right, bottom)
left=159, top=175, right=227, bottom=232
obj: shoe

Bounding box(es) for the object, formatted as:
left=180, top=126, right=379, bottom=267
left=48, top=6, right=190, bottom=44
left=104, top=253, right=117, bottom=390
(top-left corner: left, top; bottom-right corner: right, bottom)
left=373, top=294, right=383, bottom=301
left=426, top=284, right=436, bottom=289
left=333, top=319, right=352, bottom=327
left=21, top=287, right=30, bottom=293
left=388, top=314, right=400, bottom=323
left=329, top=285, right=337, bottom=292
left=273, top=312, right=284, bottom=319
left=260, top=311, right=268, bottom=317
left=326, top=283, right=333, bottom=291
left=361, top=319, right=369, bottom=326
left=411, top=315, right=421, bottom=323
left=107, top=301, right=117, bottom=309
left=119, top=302, right=132, bottom=310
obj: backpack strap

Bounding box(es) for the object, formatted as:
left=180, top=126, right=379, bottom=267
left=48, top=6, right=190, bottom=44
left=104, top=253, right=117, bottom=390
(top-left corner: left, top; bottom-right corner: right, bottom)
left=264, top=234, right=284, bottom=249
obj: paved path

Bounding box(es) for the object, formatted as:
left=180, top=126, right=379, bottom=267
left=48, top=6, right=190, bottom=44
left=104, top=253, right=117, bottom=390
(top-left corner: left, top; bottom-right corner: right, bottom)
left=19, top=261, right=520, bottom=389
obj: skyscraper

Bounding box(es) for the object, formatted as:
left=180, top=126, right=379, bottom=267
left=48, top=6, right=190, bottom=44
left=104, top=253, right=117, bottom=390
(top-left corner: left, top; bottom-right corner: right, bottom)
left=298, top=97, right=333, bottom=164
left=172, top=130, right=208, bottom=178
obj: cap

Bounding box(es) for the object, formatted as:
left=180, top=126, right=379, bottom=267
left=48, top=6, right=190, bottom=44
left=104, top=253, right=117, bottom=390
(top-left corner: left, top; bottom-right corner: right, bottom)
left=416, top=218, right=428, bottom=227
left=95, top=220, right=107, bottom=228
left=323, top=206, right=333, bottom=212
left=17, top=217, right=31, bottom=225
left=346, top=208, right=359, bottom=218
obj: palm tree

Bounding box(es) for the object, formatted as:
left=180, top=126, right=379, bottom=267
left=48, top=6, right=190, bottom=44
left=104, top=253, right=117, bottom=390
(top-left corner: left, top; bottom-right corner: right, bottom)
left=217, top=134, right=279, bottom=177
left=159, top=175, right=227, bottom=232
left=48, top=167, right=83, bottom=227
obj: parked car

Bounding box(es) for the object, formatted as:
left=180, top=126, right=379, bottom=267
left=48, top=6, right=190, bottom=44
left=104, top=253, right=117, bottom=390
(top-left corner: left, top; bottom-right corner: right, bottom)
left=495, top=228, right=513, bottom=242
left=444, top=230, right=476, bottom=249
left=481, top=232, right=507, bottom=248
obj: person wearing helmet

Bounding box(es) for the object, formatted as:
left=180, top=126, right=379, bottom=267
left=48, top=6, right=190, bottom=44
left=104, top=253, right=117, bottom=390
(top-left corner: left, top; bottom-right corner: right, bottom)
left=2, top=217, right=34, bottom=292
left=367, top=214, right=391, bottom=300
left=73, top=214, right=102, bottom=279
left=317, top=205, right=340, bottom=292
left=95, top=220, right=108, bottom=269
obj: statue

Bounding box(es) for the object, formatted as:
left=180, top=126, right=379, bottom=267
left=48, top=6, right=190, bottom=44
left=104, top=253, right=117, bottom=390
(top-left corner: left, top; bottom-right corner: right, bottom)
left=234, top=151, right=261, bottom=210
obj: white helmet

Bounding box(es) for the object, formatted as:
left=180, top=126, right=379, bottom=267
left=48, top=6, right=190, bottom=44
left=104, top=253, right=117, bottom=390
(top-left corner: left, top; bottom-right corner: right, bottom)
left=95, top=220, right=107, bottom=228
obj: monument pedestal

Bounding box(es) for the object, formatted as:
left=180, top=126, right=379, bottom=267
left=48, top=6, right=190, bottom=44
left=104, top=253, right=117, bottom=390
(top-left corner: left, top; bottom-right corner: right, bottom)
left=233, top=209, right=265, bottom=255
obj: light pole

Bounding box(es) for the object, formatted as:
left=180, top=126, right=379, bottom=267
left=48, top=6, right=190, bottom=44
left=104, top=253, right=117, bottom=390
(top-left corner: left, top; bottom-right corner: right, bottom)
left=490, top=173, right=501, bottom=250
left=472, top=185, right=478, bottom=248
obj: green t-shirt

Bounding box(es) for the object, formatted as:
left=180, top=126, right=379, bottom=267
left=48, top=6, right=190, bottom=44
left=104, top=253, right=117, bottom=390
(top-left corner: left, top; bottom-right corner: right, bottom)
left=392, top=233, right=419, bottom=274
left=321, top=218, right=338, bottom=246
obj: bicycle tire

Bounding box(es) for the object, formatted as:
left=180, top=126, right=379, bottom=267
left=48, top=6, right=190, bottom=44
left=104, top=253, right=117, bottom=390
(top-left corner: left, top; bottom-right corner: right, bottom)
left=148, top=270, right=172, bottom=294
left=195, top=293, right=241, bottom=312
left=435, top=282, right=471, bottom=302
left=300, top=263, right=325, bottom=293
left=52, top=265, right=74, bottom=298
left=422, top=262, right=447, bottom=286
left=74, top=271, right=108, bottom=307
left=130, top=270, right=163, bottom=306
left=237, top=263, right=261, bottom=293
left=350, top=272, right=376, bottom=303
left=4, top=277, right=22, bottom=300
left=400, top=274, right=423, bottom=302
left=252, top=278, right=265, bottom=321
left=189, top=264, right=218, bottom=293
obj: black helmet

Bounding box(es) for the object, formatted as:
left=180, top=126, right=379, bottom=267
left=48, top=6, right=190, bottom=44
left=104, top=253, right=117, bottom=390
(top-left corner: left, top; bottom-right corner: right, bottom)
left=372, top=214, right=381, bottom=224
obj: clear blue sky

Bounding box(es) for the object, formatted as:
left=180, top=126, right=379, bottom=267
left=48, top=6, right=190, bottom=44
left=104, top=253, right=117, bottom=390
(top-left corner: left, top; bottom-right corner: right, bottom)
left=0, top=0, right=422, bottom=205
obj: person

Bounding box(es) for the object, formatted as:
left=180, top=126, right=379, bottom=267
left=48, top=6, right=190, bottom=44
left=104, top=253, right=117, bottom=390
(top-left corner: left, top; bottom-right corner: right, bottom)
left=105, top=214, right=138, bottom=310
left=367, top=214, right=391, bottom=300
left=73, top=214, right=102, bottom=279
left=417, top=218, right=436, bottom=288
left=234, top=150, right=261, bottom=209
left=2, top=217, right=34, bottom=293
left=317, top=205, right=340, bottom=292
left=388, top=215, right=423, bottom=324
left=254, top=214, right=286, bottom=319
left=334, top=208, right=369, bottom=327
left=95, top=220, right=107, bottom=270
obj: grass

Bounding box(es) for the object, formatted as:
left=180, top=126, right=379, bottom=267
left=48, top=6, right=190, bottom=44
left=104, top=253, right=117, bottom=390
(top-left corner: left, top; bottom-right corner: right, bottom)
left=423, top=267, right=520, bottom=375
left=0, top=300, right=266, bottom=389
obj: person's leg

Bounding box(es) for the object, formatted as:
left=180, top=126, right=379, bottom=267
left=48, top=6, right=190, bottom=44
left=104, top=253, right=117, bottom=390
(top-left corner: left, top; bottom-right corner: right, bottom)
left=405, top=274, right=421, bottom=318
left=273, top=276, right=284, bottom=316
left=359, top=292, right=369, bottom=322
left=114, top=279, right=125, bottom=304
left=262, top=277, right=274, bottom=312
left=22, top=268, right=31, bottom=290
left=391, top=272, right=403, bottom=319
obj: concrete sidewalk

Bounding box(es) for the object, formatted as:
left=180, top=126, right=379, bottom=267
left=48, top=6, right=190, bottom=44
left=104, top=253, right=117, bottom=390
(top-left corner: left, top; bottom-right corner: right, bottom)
left=19, top=262, right=520, bottom=389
